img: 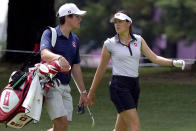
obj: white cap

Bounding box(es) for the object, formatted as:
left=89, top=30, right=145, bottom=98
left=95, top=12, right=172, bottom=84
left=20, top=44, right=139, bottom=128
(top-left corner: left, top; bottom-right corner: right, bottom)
left=57, top=3, right=87, bottom=17
left=111, top=12, right=132, bottom=23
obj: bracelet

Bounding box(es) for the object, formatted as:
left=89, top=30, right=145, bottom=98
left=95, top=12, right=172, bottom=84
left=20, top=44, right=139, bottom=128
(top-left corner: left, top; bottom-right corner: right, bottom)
left=80, top=90, right=87, bottom=94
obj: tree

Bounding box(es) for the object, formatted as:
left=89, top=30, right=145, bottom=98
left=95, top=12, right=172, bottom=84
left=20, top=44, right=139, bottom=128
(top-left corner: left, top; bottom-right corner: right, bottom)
left=70, top=0, right=157, bottom=49
left=75, top=0, right=123, bottom=47
left=155, top=0, right=196, bottom=42
left=6, top=0, right=55, bottom=63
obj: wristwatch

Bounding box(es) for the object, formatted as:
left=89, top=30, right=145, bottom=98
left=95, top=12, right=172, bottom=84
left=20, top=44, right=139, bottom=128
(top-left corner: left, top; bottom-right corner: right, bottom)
left=80, top=90, right=87, bottom=94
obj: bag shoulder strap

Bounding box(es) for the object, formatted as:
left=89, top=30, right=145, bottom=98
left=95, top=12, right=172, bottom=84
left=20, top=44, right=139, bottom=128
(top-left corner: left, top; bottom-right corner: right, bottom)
left=48, top=27, right=57, bottom=48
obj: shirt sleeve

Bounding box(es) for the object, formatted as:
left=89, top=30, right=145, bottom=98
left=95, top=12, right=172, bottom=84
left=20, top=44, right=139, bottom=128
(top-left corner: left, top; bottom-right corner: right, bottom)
left=104, top=38, right=112, bottom=53
left=40, top=29, right=53, bottom=51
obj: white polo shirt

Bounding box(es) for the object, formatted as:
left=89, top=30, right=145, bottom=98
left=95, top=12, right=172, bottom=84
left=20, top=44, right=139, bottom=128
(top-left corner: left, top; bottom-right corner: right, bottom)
left=104, top=34, right=142, bottom=77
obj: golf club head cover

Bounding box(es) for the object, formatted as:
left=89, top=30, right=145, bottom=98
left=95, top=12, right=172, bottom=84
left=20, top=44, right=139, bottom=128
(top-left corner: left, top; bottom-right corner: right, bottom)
left=172, top=60, right=185, bottom=70
left=37, top=64, right=49, bottom=77
left=48, top=60, right=70, bottom=74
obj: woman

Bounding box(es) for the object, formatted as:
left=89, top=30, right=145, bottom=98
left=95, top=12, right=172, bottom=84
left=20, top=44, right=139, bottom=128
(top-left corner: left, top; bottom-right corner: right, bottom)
left=87, top=11, right=185, bottom=131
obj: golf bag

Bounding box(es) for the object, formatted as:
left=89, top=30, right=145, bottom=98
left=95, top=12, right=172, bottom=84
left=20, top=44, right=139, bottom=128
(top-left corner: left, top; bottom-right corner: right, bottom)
left=0, top=27, right=64, bottom=129
left=0, top=60, right=68, bottom=129
left=0, top=70, right=33, bottom=128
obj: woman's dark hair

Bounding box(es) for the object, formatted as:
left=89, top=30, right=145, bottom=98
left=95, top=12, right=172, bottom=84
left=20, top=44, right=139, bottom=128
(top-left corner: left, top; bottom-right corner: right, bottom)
left=117, top=10, right=136, bottom=41
left=59, top=14, right=74, bottom=25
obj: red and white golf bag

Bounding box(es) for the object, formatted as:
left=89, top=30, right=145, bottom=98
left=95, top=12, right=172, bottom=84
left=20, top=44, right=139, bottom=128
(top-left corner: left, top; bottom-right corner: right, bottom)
left=0, top=70, right=33, bottom=128
left=0, top=60, right=69, bottom=128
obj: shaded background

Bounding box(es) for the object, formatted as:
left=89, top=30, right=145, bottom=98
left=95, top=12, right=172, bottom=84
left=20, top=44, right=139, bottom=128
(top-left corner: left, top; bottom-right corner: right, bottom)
left=5, top=0, right=55, bottom=62
left=0, top=0, right=196, bottom=66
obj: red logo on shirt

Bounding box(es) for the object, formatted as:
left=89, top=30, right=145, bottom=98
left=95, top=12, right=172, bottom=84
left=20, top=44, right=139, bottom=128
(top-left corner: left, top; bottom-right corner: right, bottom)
left=134, top=43, right=138, bottom=47
left=72, top=41, right=76, bottom=47
left=68, top=10, right=71, bottom=14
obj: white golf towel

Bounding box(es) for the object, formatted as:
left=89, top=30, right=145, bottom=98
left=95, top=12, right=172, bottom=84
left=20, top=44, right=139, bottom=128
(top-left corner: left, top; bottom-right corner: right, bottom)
left=22, top=74, right=43, bottom=122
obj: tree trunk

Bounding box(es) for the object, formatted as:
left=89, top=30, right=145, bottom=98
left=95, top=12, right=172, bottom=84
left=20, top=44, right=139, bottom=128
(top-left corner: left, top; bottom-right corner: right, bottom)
left=6, top=0, right=55, bottom=63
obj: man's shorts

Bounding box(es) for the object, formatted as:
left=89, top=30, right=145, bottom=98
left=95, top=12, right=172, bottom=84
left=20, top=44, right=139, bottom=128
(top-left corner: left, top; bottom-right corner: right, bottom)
left=44, top=84, right=73, bottom=121
left=109, top=75, right=140, bottom=113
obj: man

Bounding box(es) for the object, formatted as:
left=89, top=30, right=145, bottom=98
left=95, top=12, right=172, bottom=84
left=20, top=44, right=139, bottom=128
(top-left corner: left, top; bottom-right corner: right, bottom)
left=40, top=3, right=88, bottom=131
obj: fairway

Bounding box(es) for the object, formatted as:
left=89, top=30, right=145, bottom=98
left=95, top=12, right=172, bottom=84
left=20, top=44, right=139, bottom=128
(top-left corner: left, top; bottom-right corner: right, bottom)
left=0, top=63, right=196, bottom=131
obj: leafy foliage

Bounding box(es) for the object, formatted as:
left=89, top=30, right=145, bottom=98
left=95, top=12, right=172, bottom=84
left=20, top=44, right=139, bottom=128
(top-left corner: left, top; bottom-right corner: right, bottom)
left=155, top=0, right=196, bottom=42
left=55, top=0, right=196, bottom=45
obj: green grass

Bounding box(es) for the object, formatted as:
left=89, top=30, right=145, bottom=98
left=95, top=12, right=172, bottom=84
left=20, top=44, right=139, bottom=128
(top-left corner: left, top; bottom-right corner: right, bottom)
left=0, top=64, right=196, bottom=131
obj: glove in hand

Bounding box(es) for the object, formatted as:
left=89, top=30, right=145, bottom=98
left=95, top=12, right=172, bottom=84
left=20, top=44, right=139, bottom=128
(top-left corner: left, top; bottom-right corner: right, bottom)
left=172, top=60, right=185, bottom=70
